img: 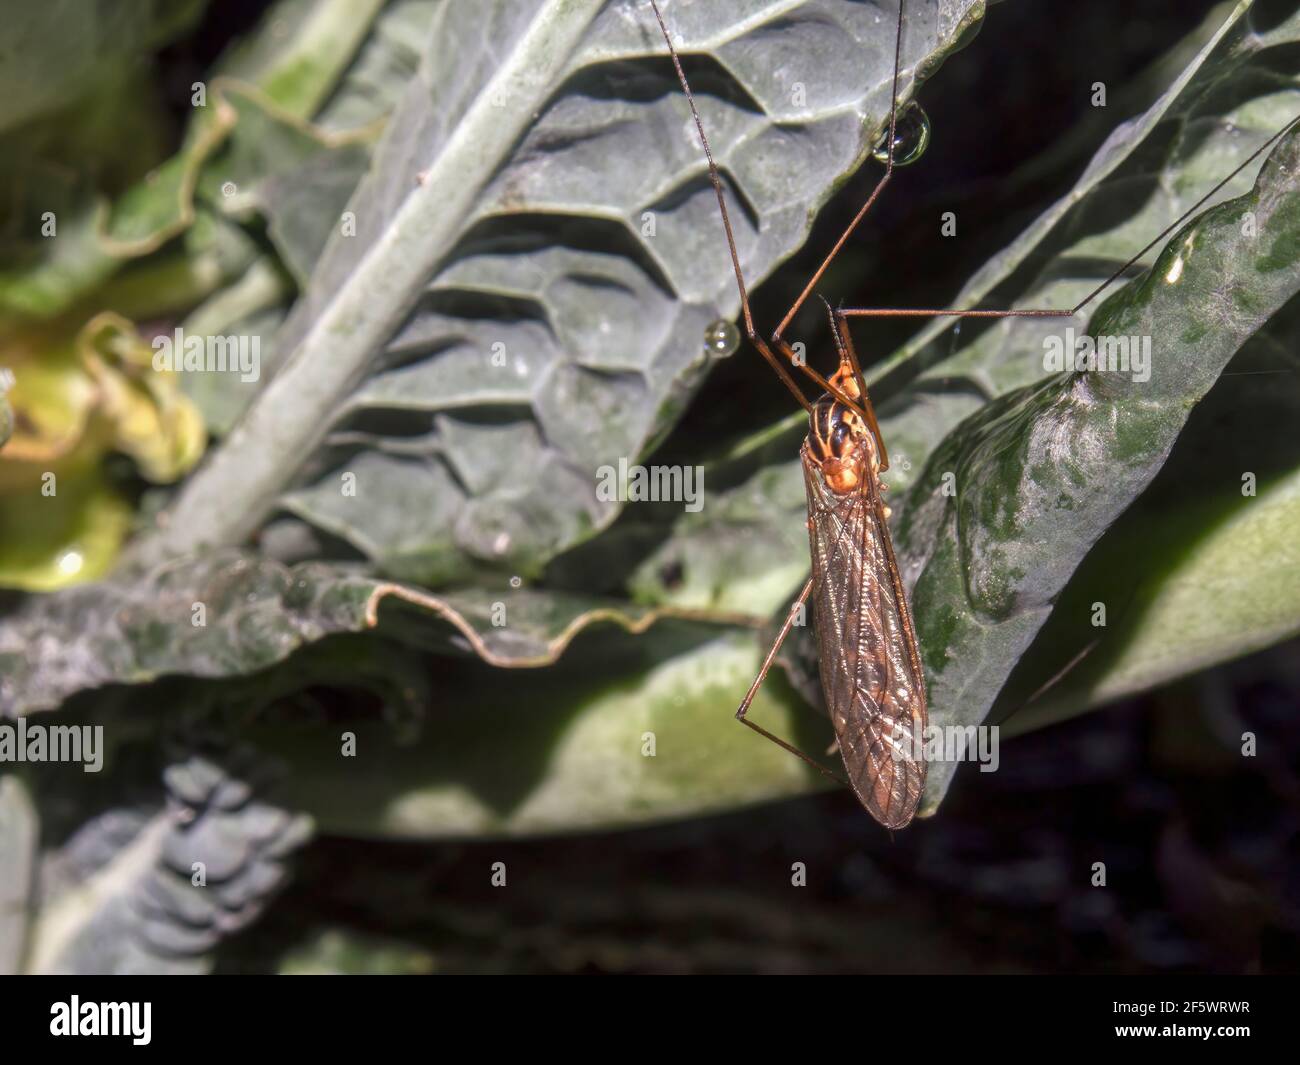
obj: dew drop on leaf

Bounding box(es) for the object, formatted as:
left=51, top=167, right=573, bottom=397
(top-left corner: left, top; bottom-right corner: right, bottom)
left=703, top=319, right=740, bottom=357
left=56, top=550, right=84, bottom=578
left=872, top=100, right=931, bottom=166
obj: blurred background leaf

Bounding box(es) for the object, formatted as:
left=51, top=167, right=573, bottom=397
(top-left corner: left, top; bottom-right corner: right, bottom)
left=18, top=741, right=311, bottom=974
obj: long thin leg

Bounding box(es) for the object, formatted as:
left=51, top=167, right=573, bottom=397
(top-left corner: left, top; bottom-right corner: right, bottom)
left=772, top=5, right=1074, bottom=343
left=648, top=0, right=872, bottom=423
left=772, top=0, right=907, bottom=346
left=735, top=578, right=848, bottom=787
left=838, top=110, right=1300, bottom=324
left=772, top=337, right=872, bottom=422
left=648, top=1, right=810, bottom=412
left=841, top=308, right=1071, bottom=319
left=832, top=103, right=1295, bottom=450
left=1069, top=110, right=1300, bottom=315
left=830, top=305, right=1076, bottom=468
left=767, top=0, right=1084, bottom=412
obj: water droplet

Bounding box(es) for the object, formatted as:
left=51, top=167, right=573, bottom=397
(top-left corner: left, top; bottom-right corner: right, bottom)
left=56, top=549, right=84, bottom=577
left=871, top=101, right=931, bottom=166
left=1164, top=232, right=1196, bottom=285
left=509, top=575, right=522, bottom=588
left=703, top=319, right=740, bottom=357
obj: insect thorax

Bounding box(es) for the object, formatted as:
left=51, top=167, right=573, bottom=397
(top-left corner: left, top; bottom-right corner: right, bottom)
left=807, top=393, right=877, bottom=495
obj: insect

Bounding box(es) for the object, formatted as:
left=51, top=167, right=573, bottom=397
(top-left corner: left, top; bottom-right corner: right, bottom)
left=648, top=0, right=1300, bottom=828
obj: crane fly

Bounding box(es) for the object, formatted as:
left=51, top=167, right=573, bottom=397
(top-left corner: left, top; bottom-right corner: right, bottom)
left=647, top=0, right=1300, bottom=829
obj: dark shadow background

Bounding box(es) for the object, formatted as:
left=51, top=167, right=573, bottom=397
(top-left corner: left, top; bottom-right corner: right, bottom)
left=223, top=638, right=1300, bottom=974
left=146, top=0, right=1298, bottom=973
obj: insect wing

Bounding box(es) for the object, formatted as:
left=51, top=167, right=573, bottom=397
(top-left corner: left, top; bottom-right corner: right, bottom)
left=802, top=443, right=927, bottom=828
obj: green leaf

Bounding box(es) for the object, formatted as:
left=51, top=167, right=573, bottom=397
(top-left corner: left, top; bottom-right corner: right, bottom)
left=0, top=552, right=750, bottom=718
left=875, top=0, right=1299, bottom=493
left=212, top=0, right=390, bottom=121
left=259, top=629, right=825, bottom=837
left=0, top=550, right=827, bottom=836
left=906, top=125, right=1300, bottom=813
left=0, top=0, right=422, bottom=325
left=1013, top=467, right=1300, bottom=739
left=0, top=67, right=176, bottom=322
left=613, top=2, right=1300, bottom=815
left=100, top=0, right=399, bottom=257
left=0, top=0, right=205, bottom=135
left=629, top=0, right=1300, bottom=617
left=996, top=298, right=1300, bottom=734
left=171, top=1, right=444, bottom=431
left=621, top=418, right=811, bottom=616
left=6, top=3, right=1298, bottom=856
left=22, top=745, right=311, bottom=974
left=138, top=0, right=985, bottom=583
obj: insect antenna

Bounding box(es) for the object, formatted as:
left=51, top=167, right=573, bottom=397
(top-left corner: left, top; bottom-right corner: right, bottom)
left=1068, top=110, right=1300, bottom=314
left=836, top=113, right=1300, bottom=326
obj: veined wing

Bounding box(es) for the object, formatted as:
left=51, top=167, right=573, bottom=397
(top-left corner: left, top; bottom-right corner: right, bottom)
left=802, top=440, right=927, bottom=828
